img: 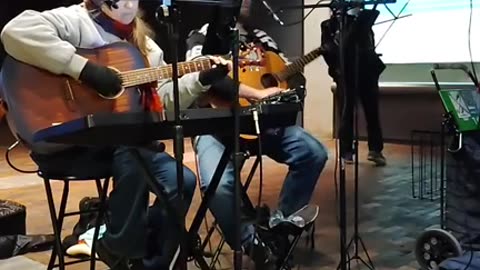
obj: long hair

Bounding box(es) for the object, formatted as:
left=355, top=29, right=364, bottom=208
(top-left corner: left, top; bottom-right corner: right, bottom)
left=84, top=0, right=154, bottom=57
left=131, top=15, right=154, bottom=56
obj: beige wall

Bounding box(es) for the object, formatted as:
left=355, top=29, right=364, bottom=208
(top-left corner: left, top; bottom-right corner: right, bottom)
left=302, top=1, right=334, bottom=139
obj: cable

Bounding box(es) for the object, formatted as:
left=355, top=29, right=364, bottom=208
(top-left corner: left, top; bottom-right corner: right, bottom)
left=462, top=6, right=476, bottom=270
left=334, top=128, right=340, bottom=227
left=468, top=0, right=478, bottom=87
left=5, top=140, right=37, bottom=174
left=247, top=107, right=266, bottom=267
left=252, top=109, right=263, bottom=210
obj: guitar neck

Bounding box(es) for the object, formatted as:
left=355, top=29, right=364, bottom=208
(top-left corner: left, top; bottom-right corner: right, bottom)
left=276, top=47, right=323, bottom=81
left=120, top=59, right=212, bottom=88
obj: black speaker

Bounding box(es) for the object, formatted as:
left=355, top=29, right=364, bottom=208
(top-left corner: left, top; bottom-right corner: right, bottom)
left=0, top=200, right=26, bottom=236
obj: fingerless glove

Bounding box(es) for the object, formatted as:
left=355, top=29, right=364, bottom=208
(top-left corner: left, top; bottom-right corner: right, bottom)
left=79, top=61, right=123, bottom=98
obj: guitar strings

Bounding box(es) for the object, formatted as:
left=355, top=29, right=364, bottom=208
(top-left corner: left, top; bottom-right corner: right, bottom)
left=118, top=56, right=263, bottom=87
left=118, top=59, right=212, bottom=87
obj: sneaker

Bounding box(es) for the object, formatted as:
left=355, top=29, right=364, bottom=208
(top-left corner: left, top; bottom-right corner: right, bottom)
left=367, top=151, right=386, bottom=166
left=268, top=209, right=285, bottom=229
left=243, top=233, right=277, bottom=270
left=96, top=239, right=130, bottom=270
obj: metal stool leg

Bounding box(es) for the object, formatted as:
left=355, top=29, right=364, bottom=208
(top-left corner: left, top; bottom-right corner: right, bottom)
left=90, top=178, right=110, bottom=270
left=43, top=178, right=69, bottom=270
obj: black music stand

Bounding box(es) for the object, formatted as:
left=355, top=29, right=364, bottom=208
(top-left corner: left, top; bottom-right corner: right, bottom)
left=156, top=0, right=244, bottom=269
left=154, top=2, right=189, bottom=269
left=279, top=1, right=395, bottom=270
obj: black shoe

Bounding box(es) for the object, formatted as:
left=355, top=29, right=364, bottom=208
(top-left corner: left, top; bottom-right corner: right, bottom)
left=244, top=233, right=277, bottom=270
left=367, top=151, right=386, bottom=166
left=96, top=239, right=130, bottom=270
left=342, top=152, right=354, bottom=164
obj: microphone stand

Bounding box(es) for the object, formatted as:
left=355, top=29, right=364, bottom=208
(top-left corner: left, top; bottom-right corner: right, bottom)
left=155, top=2, right=188, bottom=269
left=161, top=1, right=242, bottom=269
left=231, top=25, right=243, bottom=270
left=336, top=4, right=348, bottom=270
left=276, top=2, right=395, bottom=270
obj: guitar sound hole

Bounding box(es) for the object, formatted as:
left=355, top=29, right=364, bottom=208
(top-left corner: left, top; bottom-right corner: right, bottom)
left=261, top=74, right=278, bottom=88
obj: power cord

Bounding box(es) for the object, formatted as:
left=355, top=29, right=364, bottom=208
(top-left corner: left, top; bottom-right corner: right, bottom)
left=468, top=0, right=478, bottom=88
left=457, top=4, right=478, bottom=267
left=5, top=140, right=37, bottom=174
left=463, top=1, right=476, bottom=267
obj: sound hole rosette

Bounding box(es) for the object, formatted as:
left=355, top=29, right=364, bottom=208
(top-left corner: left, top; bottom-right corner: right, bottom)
left=415, top=228, right=463, bottom=270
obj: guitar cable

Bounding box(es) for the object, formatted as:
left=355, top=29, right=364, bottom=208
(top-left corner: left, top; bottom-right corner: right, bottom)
left=247, top=105, right=267, bottom=266
left=5, top=140, right=37, bottom=174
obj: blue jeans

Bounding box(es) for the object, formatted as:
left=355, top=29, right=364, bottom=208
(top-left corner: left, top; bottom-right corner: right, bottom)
left=103, top=146, right=196, bottom=268
left=194, top=126, right=328, bottom=248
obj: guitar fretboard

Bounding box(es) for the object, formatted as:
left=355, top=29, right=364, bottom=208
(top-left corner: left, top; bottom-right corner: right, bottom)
left=120, top=58, right=212, bottom=88
left=276, top=47, right=323, bottom=81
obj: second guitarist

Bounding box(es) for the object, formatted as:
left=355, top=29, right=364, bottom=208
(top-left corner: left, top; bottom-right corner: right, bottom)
left=185, top=1, right=329, bottom=269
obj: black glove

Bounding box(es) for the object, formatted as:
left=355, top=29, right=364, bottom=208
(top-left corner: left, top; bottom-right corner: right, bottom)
left=79, top=61, right=123, bottom=98
left=198, top=63, right=230, bottom=86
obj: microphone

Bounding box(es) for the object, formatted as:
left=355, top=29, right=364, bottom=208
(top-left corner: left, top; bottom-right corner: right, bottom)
left=260, top=0, right=284, bottom=26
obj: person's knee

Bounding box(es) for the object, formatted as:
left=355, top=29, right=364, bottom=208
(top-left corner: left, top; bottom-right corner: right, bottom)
left=311, top=141, right=328, bottom=169
left=290, top=129, right=328, bottom=167
left=200, top=170, right=235, bottom=199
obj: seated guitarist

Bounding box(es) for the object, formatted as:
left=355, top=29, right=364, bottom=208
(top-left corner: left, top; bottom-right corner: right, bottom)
left=185, top=0, right=328, bottom=268
left=1, top=0, right=231, bottom=269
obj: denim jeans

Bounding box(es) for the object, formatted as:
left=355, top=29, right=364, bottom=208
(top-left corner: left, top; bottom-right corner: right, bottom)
left=104, top=146, right=196, bottom=268
left=193, top=126, right=328, bottom=249
left=32, top=146, right=196, bottom=267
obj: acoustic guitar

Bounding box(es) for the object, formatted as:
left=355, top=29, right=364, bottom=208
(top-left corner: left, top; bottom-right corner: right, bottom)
left=0, top=41, right=255, bottom=150
left=206, top=46, right=324, bottom=140
left=209, top=46, right=324, bottom=108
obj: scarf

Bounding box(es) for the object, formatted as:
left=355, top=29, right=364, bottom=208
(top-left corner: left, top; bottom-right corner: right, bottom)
left=91, top=9, right=134, bottom=40
left=140, top=82, right=163, bottom=112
